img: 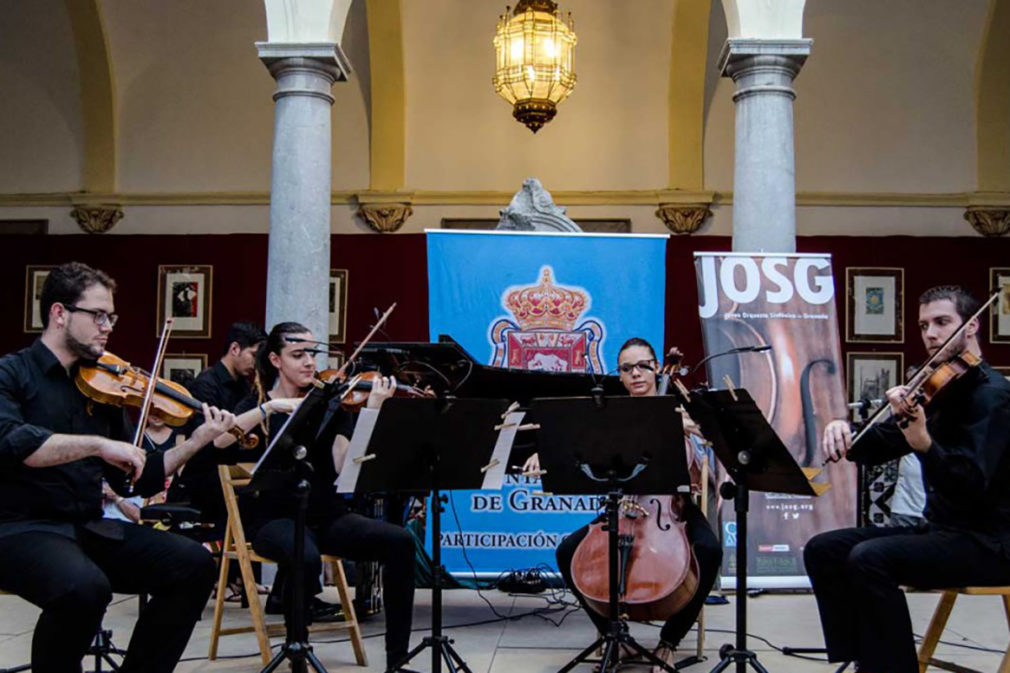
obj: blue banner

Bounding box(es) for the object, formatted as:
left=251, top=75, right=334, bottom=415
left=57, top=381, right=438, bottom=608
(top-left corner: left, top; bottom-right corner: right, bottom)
left=426, top=230, right=668, bottom=577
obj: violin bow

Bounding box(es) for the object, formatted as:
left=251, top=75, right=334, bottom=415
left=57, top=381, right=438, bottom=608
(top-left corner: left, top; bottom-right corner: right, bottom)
left=844, top=289, right=1001, bottom=450
left=331, top=302, right=397, bottom=380
left=125, top=317, right=174, bottom=489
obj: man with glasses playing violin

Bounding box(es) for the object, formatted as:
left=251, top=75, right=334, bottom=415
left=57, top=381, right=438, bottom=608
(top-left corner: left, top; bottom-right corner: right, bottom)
left=0, top=261, right=238, bottom=673
left=805, top=285, right=1010, bottom=673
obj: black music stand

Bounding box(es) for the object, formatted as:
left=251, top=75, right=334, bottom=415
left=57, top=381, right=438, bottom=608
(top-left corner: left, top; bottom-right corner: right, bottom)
left=531, top=395, right=699, bottom=673
left=247, top=381, right=336, bottom=673
left=336, top=396, right=511, bottom=673
left=684, top=388, right=826, bottom=673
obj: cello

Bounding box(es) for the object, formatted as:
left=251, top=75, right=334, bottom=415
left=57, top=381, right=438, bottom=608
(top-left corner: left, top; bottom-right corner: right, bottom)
left=569, top=347, right=701, bottom=621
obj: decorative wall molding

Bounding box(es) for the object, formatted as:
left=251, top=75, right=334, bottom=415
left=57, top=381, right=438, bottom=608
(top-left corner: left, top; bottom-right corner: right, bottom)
left=655, top=204, right=712, bottom=235
left=70, top=205, right=123, bottom=233
left=2, top=190, right=1007, bottom=209
left=964, top=206, right=1010, bottom=237
left=356, top=202, right=413, bottom=233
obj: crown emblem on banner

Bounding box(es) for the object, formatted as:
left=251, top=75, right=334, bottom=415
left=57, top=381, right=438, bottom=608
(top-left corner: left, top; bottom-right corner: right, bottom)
left=504, top=267, right=588, bottom=331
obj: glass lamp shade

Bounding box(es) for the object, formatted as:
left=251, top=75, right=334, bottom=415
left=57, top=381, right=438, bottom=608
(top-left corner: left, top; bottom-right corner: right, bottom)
left=493, top=0, right=577, bottom=133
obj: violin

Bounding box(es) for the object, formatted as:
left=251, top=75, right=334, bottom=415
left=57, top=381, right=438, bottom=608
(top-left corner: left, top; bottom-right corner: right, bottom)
left=570, top=495, right=700, bottom=621
left=316, top=368, right=433, bottom=410
left=833, top=289, right=1001, bottom=459
left=76, top=351, right=258, bottom=449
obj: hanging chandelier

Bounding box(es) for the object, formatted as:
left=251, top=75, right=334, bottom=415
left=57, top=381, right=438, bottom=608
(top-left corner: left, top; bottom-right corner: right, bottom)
left=492, top=0, right=577, bottom=133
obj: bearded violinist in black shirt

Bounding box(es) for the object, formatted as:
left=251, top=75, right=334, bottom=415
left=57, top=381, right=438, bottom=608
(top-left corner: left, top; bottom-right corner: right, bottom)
left=805, top=285, right=1010, bottom=673
left=0, top=262, right=237, bottom=673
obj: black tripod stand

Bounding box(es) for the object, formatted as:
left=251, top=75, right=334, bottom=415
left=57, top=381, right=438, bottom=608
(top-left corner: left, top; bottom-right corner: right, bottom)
left=710, top=469, right=768, bottom=673
left=558, top=471, right=689, bottom=673
left=257, top=453, right=328, bottom=673
left=390, top=476, right=470, bottom=673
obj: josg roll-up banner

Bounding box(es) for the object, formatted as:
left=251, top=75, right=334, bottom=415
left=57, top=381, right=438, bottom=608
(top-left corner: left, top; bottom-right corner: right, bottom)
left=693, top=253, right=856, bottom=589
left=426, top=230, right=667, bottom=578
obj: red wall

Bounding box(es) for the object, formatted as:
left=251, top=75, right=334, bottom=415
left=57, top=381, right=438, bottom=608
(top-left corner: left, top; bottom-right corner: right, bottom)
left=4, top=233, right=1009, bottom=375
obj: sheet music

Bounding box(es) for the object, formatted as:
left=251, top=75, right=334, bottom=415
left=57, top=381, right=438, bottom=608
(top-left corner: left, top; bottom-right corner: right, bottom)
left=335, top=408, right=380, bottom=493
left=480, top=410, right=525, bottom=490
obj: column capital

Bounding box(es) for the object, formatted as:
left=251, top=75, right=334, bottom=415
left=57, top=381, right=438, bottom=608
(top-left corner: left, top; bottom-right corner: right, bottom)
left=964, top=206, right=1010, bottom=237
left=70, top=204, right=123, bottom=234
left=718, top=38, right=812, bottom=79
left=357, top=202, right=413, bottom=233
left=655, top=204, right=712, bottom=235
left=256, top=42, right=352, bottom=82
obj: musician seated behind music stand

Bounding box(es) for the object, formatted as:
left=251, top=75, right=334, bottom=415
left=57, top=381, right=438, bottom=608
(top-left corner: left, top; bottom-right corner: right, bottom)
left=220, top=322, right=417, bottom=670
left=0, top=262, right=237, bottom=673
left=529, top=338, right=721, bottom=671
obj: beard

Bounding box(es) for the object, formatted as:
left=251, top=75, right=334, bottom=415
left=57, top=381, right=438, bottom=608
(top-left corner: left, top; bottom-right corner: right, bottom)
left=65, top=329, right=104, bottom=361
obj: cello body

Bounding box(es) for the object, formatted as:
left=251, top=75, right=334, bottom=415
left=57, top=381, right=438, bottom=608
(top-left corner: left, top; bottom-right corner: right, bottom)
left=571, top=493, right=700, bottom=622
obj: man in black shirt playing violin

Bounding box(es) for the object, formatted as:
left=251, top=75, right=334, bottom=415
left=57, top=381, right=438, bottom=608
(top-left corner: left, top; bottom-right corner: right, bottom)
left=0, top=262, right=237, bottom=673
left=805, top=285, right=1010, bottom=673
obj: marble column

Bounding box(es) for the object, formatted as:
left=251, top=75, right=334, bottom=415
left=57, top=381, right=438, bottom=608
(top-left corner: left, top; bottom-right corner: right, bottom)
left=257, top=43, right=351, bottom=349
left=719, top=39, right=811, bottom=253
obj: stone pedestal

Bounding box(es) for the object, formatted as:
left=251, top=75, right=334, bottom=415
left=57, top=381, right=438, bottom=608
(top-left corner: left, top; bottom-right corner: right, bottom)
left=719, top=38, right=811, bottom=253
left=257, top=42, right=351, bottom=348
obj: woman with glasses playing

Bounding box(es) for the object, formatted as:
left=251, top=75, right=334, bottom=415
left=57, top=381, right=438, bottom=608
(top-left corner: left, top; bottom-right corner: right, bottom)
left=542, top=337, right=723, bottom=671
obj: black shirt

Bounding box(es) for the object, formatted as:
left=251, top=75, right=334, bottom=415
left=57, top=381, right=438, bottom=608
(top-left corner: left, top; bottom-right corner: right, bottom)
left=233, top=392, right=355, bottom=531
left=190, top=361, right=251, bottom=413
left=849, top=361, right=1010, bottom=554
left=0, top=339, right=167, bottom=539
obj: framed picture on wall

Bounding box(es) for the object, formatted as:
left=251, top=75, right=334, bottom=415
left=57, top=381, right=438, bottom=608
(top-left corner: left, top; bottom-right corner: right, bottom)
left=329, top=269, right=348, bottom=344
left=994, top=365, right=1010, bottom=381
left=846, top=268, right=904, bottom=343
left=989, top=267, right=1010, bottom=344
left=846, top=352, right=904, bottom=423
left=162, top=354, right=207, bottom=385
left=157, top=265, right=212, bottom=338
left=24, top=265, right=54, bottom=333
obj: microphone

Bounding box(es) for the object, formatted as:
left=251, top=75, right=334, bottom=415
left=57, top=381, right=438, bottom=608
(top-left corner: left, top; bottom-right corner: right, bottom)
left=689, top=344, right=772, bottom=377
left=847, top=398, right=883, bottom=409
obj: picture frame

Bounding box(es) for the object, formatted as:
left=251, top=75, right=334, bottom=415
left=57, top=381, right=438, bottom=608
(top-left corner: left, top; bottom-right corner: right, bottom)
left=24, top=265, right=55, bottom=333
left=328, top=350, right=346, bottom=370
left=994, top=366, right=1010, bottom=381
left=846, top=352, right=904, bottom=423
left=989, top=267, right=1010, bottom=344
left=162, top=354, right=208, bottom=385
left=157, top=265, right=212, bottom=338
left=846, top=267, right=904, bottom=343
left=329, top=269, right=348, bottom=344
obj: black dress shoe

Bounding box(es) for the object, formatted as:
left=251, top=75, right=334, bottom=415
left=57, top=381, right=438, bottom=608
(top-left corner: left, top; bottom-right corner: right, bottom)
left=310, top=597, right=345, bottom=623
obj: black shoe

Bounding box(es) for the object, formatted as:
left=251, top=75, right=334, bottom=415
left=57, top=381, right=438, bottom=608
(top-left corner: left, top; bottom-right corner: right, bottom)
left=310, top=597, right=345, bottom=623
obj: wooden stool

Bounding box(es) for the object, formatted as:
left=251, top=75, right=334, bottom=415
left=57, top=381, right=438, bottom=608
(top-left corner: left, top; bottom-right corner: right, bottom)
left=917, top=586, right=1010, bottom=673
left=208, top=464, right=367, bottom=666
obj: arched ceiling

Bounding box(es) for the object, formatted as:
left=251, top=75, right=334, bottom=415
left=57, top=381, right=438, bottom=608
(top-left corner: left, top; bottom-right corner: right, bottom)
left=0, top=0, right=1007, bottom=225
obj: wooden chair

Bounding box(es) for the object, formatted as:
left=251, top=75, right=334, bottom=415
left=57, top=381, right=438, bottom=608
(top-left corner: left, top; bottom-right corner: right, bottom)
left=917, top=586, right=1010, bottom=673
left=208, top=464, right=367, bottom=666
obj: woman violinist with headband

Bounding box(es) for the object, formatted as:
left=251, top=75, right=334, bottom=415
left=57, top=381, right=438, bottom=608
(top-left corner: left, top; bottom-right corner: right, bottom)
left=222, top=321, right=418, bottom=672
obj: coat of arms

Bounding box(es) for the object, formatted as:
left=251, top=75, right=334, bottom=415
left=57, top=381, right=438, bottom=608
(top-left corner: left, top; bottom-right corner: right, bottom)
left=489, top=266, right=605, bottom=373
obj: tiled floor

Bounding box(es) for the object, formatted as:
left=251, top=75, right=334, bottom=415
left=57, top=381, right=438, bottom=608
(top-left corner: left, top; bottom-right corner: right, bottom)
left=1, top=588, right=1006, bottom=672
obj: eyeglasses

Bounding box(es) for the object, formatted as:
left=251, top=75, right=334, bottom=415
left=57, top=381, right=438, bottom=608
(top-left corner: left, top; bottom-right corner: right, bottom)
left=617, top=360, right=656, bottom=374
left=64, top=305, right=118, bottom=328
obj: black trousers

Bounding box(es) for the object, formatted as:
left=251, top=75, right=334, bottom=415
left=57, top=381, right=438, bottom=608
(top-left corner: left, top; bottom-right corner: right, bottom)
left=556, top=501, right=722, bottom=648
left=0, top=523, right=216, bottom=673
left=252, top=512, right=416, bottom=668
left=805, top=524, right=1010, bottom=673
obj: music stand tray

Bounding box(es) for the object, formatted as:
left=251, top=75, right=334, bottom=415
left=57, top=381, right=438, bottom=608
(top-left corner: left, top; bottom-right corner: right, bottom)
left=336, top=397, right=512, bottom=673
left=531, top=395, right=700, bottom=673
left=684, top=388, right=827, bottom=673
